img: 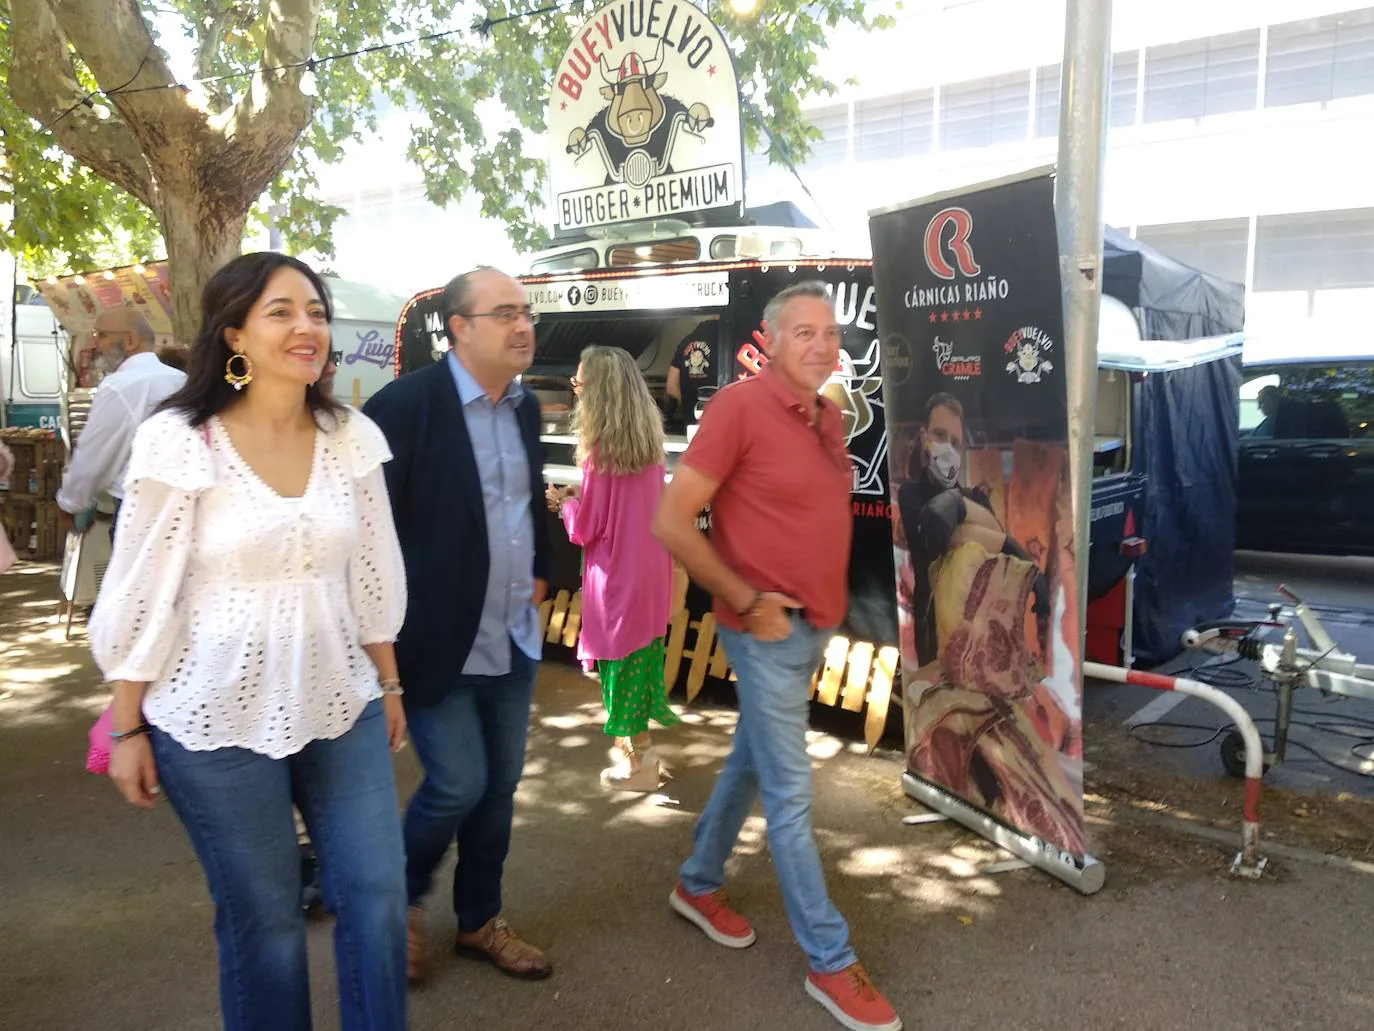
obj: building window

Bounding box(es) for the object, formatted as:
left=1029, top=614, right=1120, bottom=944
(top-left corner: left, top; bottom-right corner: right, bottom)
left=1254, top=208, right=1374, bottom=292
left=1266, top=8, right=1374, bottom=108
left=854, top=89, right=935, bottom=160
left=1111, top=51, right=1140, bottom=127
left=1144, top=30, right=1260, bottom=122
left=1134, top=219, right=1250, bottom=284
left=1034, top=52, right=1140, bottom=138
left=802, top=103, right=849, bottom=169
left=940, top=72, right=1031, bottom=149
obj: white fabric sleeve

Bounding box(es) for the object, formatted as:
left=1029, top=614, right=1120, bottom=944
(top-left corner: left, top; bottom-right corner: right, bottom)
left=88, top=476, right=197, bottom=682
left=88, top=412, right=213, bottom=681
left=55, top=386, right=136, bottom=513
left=345, top=412, right=406, bottom=644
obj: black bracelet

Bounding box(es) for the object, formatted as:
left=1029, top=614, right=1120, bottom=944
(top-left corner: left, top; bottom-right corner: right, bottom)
left=108, top=723, right=152, bottom=744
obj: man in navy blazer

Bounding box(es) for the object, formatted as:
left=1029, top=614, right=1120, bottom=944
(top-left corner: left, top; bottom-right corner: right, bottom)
left=364, top=267, right=553, bottom=984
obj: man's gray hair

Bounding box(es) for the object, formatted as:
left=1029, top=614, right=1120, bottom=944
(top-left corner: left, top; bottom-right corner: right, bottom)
left=129, top=311, right=156, bottom=348
left=762, top=280, right=831, bottom=331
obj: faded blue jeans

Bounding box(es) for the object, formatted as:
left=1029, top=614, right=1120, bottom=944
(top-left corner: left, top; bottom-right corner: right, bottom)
left=403, top=643, right=536, bottom=931
left=151, top=699, right=408, bottom=1031
left=679, top=617, right=857, bottom=974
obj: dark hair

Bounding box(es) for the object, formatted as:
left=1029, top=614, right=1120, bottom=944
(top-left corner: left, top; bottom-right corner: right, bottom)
left=441, top=265, right=497, bottom=345
left=159, top=252, right=344, bottom=427
left=907, top=392, right=967, bottom=481
left=924, top=391, right=964, bottom=425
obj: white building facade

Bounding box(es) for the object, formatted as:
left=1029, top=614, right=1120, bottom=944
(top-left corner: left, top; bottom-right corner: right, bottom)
left=768, top=0, right=1374, bottom=346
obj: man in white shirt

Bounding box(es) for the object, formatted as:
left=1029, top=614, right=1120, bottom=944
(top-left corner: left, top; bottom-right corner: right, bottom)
left=56, top=309, right=186, bottom=537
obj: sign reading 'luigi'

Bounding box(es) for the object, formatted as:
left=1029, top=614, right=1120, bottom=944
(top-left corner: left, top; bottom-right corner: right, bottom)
left=548, top=0, right=744, bottom=231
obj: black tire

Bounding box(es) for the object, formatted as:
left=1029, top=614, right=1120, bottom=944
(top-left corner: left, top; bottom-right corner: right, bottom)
left=1219, top=730, right=1271, bottom=779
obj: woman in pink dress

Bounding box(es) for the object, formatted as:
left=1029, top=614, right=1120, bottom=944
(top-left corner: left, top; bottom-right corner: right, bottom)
left=548, top=346, right=677, bottom=791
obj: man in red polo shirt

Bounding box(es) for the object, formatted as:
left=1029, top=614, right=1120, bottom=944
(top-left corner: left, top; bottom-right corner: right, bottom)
left=652, top=282, right=902, bottom=1031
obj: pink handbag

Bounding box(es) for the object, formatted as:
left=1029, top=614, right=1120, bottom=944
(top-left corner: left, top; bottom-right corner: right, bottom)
left=86, top=706, right=113, bottom=775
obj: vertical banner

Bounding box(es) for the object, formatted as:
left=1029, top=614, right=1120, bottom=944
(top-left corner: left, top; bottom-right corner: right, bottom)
left=870, top=170, right=1086, bottom=870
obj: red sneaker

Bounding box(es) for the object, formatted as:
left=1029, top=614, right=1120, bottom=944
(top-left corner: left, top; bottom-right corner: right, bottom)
left=668, top=882, right=756, bottom=948
left=805, top=963, right=902, bottom=1031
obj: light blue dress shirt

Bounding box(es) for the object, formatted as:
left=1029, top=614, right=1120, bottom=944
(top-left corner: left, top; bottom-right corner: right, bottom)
left=447, top=351, right=541, bottom=675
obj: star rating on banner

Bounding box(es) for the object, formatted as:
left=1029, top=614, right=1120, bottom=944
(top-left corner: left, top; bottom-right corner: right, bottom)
left=928, top=309, right=984, bottom=324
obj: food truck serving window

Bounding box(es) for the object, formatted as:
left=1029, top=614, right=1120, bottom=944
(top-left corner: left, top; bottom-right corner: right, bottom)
left=530, top=249, right=599, bottom=275
left=607, top=238, right=701, bottom=267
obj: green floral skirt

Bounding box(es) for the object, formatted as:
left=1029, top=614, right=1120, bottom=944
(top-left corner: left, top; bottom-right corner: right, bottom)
left=598, top=637, right=680, bottom=737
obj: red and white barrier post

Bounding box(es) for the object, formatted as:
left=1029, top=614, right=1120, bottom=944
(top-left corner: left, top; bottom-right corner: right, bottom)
left=1084, top=661, right=1268, bottom=878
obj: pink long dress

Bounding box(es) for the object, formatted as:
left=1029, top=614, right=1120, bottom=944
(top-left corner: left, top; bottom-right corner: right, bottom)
left=560, top=461, right=672, bottom=667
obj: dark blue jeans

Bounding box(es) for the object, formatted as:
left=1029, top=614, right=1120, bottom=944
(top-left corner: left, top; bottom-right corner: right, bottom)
left=403, top=643, right=536, bottom=931
left=151, top=699, right=407, bottom=1031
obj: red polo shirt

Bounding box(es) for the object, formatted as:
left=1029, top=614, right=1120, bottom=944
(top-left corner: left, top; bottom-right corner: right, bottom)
left=679, top=365, right=852, bottom=632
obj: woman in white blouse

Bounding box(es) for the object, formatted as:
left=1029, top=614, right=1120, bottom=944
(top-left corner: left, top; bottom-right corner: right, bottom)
left=90, top=253, right=409, bottom=1031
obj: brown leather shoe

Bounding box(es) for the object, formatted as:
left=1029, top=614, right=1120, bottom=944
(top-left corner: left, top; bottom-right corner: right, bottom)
left=453, top=916, right=552, bottom=980
left=407, top=906, right=425, bottom=983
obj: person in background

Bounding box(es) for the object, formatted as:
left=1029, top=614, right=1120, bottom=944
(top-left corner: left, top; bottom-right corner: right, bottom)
left=55, top=308, right=185, bottom=538
left=652, top=281, right=901, bottom=1031
left=0, top=440, right=16, bottom=573
left=665, top=319, right=718, bottom=430
left=365, top=266, right=553, bottom=984
left=90, top=252, right=410, bottom=1031
left=548, top=345, right=677, bottom=791
left=1250, top=384, right=1280, bottom=438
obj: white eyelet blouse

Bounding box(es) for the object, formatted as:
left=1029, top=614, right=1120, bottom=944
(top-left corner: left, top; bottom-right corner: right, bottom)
left=89, top=407, right=407, bottom=759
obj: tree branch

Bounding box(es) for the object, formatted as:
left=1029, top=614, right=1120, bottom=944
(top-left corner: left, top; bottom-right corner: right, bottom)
left=217, top=0, right=320, bottom=206
left=9, top=0, right=157, bottom=208
left=193, top=2, right=235, bottom=111
left=49, top=0, right=193, bottom=133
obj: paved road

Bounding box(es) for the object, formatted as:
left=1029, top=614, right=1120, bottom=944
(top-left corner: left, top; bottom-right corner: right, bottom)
left=1085, top=550, right=1374, bottom=799
left=4, top=563, right=1374, bottom=1030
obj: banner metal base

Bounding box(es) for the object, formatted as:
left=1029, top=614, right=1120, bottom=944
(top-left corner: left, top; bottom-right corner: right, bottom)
left=902, top=772, right=1106, bottom=895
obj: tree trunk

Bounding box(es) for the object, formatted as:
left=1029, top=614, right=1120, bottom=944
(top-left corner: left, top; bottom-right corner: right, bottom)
left=159, top=189, right=247, bottom=351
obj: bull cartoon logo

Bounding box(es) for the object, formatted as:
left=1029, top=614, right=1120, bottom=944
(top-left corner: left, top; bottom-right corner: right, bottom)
left=566, top=40, right=714, bottom=189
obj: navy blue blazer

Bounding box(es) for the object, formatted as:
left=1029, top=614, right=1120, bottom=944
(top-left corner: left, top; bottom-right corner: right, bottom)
left=363, top=359, right=550, bottom=707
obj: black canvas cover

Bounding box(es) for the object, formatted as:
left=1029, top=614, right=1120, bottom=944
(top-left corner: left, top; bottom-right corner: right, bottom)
left=1131, top=353, right=1243, bottom=663
left=1102, top=226, right=1245, bottom=341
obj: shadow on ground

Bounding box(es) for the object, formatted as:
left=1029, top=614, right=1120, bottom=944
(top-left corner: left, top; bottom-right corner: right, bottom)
left=4, top=563, right=1374, bottom=1031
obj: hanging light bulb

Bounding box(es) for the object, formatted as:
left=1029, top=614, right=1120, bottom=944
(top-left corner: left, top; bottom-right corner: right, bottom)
left=730, top=0, right=759, bottom=14
left=299, top=59, right=318, bottom=98
left=45, top=275, right=59, bottom=285
left=133, top=264, right=146, bottom=276
left=91, top=102, right=111, bottom=120
left=74, top=275, right=86, bottom=285
left=103, top=270, right=116, bottom=280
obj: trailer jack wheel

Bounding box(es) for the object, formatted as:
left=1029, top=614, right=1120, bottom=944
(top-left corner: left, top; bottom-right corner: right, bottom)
left=1220, top=730, right=1272, bottom=780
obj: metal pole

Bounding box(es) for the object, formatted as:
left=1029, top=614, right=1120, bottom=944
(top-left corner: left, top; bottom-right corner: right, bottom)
left=1056, top=0, right=1113, bottom=675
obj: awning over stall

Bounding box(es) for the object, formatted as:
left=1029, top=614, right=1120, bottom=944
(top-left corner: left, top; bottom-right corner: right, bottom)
left=1102, top=227, right=1246, bottom=342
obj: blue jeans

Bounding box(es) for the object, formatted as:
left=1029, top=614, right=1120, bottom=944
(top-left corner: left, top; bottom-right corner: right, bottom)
left=679, top=618, right=857, bottom=974
left=151, top=699, right=407, bottom=1031
left=403, top=641, right=535, bottom=931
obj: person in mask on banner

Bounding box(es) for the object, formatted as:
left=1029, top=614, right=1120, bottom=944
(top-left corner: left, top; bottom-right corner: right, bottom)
left=56, top=309, right=186, bottom=539
left=895, top=392, right=1049, bottom=669
left=653, top=282, right=902, bottom=1031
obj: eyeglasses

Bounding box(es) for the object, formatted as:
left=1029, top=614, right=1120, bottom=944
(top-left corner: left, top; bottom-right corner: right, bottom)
left=463, top=307, right=540, bottom=326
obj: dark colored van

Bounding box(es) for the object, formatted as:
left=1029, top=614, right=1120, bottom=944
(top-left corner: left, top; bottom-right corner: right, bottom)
left=1237, top=352, right=1374, bottom=555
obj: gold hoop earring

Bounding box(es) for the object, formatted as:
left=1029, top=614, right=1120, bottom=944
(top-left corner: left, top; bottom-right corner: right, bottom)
left=224, top=352, right=253, bottom=391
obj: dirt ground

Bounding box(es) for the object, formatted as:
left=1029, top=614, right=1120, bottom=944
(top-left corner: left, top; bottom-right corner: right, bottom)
left=7, top=560, right=1374, bottom=1030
